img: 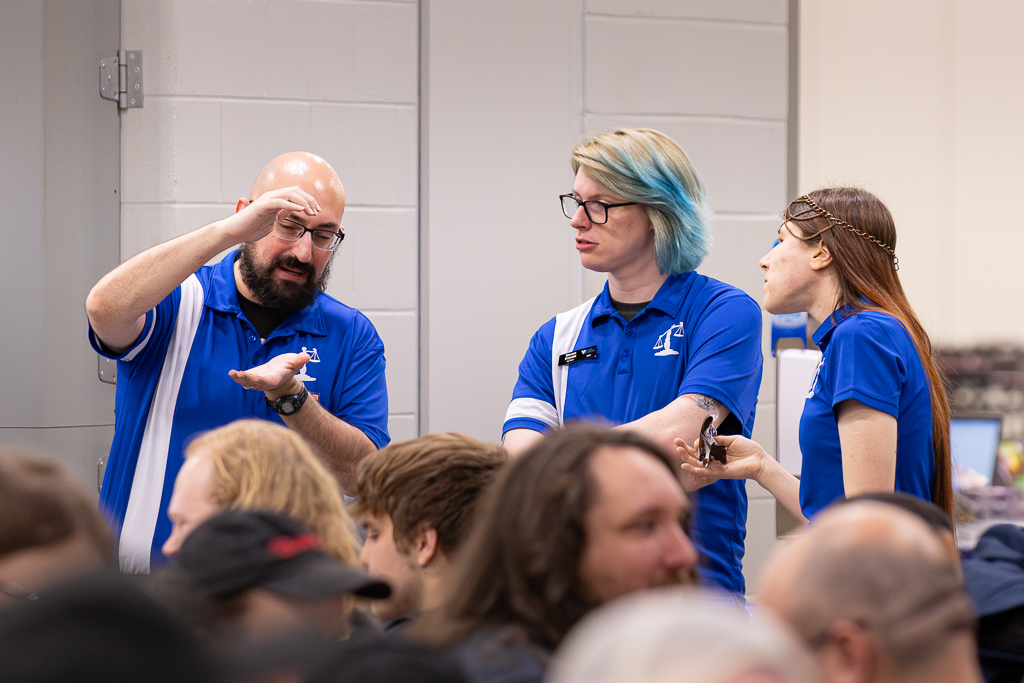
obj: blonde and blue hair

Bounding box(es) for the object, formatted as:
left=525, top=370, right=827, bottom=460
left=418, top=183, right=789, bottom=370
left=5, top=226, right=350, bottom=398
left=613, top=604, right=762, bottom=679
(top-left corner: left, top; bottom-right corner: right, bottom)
left=571, top=128, right=711, bottom=276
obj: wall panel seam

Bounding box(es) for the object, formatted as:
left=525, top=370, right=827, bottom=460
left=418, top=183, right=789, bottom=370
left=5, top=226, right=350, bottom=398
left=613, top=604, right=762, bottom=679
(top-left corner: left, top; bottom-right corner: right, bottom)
left=584, top=14, right=787, bottom=31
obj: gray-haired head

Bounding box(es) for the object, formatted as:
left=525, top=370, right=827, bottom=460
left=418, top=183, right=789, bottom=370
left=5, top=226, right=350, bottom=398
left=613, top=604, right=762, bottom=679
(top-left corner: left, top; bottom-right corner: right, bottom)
left=549, top=587, right=822, bottom=683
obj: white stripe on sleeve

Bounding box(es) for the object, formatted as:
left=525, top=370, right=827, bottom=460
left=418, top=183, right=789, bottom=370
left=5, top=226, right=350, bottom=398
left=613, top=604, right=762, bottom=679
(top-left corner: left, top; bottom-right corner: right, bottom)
left=504, top=397, right=559, bottom=429
left=118, top=275, right=205, bottom=573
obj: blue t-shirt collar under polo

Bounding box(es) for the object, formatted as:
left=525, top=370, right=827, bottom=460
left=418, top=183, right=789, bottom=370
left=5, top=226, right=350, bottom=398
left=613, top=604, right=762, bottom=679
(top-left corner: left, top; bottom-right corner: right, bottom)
left=204, top=249, right=328, bottom=339
left=591, top=271, right=697, bottom=323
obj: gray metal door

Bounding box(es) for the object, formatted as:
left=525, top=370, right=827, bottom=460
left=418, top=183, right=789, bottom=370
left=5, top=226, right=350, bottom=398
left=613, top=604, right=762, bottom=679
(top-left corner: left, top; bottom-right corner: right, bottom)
left=0, top=0, right=121, bottom=500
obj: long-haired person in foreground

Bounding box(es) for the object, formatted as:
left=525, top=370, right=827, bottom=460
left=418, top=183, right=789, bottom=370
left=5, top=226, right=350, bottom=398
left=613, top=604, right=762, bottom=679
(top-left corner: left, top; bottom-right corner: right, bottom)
left=421, top=423, right=697, bottom=683
left=679, top=187, right=953, bottom=521
left=161, top=419, right=359, bottom=565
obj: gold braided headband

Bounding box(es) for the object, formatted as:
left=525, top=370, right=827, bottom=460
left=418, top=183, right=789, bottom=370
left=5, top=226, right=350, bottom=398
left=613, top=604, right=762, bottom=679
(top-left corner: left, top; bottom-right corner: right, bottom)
left=786, top=194, right=899, bottom=270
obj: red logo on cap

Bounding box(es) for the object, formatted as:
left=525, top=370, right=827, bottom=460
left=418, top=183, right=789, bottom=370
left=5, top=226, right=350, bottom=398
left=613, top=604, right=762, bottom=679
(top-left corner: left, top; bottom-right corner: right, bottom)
left=266, top=533, right=323, bottom=559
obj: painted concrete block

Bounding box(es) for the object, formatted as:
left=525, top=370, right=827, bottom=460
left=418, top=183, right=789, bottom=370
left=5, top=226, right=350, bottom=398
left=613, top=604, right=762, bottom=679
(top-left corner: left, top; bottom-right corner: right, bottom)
left=700, top=215, right=777, bottom=303
left=173, top=99, right=223, bottom=203
left=220, top=101, right=313, bottom=198
left=264, top=0, right=418, bottom=103
left=120, top=203, right=236, bottom=259
left=328, top=207, right=418, bottom=311
left=586, top=0, right=787, bottom=25
left=387, top=414, right=418, bottom=443
left=585, top=16, right=788, bottom=119
left=120, top=0, right=177, bottom=96
left=363, top=311, right=417, bottom=415
left=742, top=495, right=780, bottom=594
left=121, top=97, right=176, bottom=203
left=585, top=114, right=787, bottom=214
left=311, top=104, right=418, bottom=206
left=174, top=0, right=266, bottom=97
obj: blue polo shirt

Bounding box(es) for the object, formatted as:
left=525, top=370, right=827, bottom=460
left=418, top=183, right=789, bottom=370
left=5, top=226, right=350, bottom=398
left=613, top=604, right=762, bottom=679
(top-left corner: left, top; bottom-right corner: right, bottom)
left=504, top=271, right=763, bottom=594
left=90, top=250, right=389, bottom=573
left=799, top=308, right=934, bottom=519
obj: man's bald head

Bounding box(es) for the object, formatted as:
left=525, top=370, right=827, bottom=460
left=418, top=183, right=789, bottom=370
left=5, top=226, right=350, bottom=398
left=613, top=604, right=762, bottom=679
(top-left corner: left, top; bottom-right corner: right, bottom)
left=758, top=502, right=975, bottom=668
left=251, top=152, right=345, bottom=222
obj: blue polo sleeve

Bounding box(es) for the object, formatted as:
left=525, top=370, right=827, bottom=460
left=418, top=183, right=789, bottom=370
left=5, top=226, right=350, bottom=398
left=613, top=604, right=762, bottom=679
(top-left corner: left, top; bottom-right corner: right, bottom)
left=503, top=318, right=558, bottom=436
left=88, top=287, right=180, bottom=369
left=677, top=290, right=763, bottom=431
left=827, top=315, right=905, bottom=418
left=332, top=316, right=390, bottom=450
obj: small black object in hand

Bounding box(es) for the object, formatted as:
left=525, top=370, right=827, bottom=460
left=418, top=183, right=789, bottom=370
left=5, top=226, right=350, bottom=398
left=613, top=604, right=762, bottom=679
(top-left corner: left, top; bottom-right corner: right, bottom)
left=697, top=415, right=728, bottom=467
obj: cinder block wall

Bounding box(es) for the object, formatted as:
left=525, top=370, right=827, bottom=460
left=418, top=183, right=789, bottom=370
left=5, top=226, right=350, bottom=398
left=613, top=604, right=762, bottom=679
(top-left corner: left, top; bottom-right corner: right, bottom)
left=121, top=0, right=790, bottom=592
left=580, top=0, right=790, bottom=593
left=120, top=0, right=420, bottom=442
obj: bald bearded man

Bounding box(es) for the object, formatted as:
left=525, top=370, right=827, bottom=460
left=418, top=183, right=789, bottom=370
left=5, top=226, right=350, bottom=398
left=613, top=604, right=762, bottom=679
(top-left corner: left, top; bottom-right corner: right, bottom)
left=87, top=152, right=389, bottom=573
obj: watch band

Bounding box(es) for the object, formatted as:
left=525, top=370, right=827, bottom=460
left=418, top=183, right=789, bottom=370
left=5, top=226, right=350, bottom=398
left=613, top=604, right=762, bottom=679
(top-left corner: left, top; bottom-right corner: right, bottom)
left=265, top=384, right=309, bottom=416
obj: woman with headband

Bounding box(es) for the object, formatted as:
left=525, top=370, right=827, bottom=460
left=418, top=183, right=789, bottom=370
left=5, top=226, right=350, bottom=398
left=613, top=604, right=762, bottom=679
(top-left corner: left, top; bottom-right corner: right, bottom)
left=679, top=187, right=953, bottom=523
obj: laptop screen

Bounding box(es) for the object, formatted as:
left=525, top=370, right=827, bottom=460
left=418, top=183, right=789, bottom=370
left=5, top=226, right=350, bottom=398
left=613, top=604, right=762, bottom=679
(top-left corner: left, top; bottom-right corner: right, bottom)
left=950, top=417, right=1002, bottom=490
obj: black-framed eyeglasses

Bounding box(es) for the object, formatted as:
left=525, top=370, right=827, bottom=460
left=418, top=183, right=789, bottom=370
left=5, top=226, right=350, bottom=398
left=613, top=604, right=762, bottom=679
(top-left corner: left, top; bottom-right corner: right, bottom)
left=273, top=220, right=345, bottom=252
left=559, top=194, right=639, bottom=225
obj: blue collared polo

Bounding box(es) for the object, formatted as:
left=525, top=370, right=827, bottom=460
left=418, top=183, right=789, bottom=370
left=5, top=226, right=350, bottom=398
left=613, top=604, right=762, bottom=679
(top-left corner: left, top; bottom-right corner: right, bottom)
left=504, top=271, right=763, bottom=594
left=90, top=250, right=389, bottom=572
left=799, top=308, right=934, bottom=518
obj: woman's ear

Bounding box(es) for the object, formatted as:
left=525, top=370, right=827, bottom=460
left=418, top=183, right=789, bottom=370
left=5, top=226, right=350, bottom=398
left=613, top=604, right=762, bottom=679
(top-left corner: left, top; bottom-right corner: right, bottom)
left=810, top=242, right=833, bottom=271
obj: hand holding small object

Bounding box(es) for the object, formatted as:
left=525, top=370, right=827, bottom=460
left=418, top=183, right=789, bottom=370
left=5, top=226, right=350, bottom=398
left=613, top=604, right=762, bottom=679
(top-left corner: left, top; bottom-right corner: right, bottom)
left=696, top=415, right=728, bottom=466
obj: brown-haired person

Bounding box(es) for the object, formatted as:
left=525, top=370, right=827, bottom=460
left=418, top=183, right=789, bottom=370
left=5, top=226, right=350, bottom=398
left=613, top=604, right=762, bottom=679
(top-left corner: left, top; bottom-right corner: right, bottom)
left=0, top=450, right=115, bottom=606
left=679, top=187, right=952, bottom=524
left=352, top=433, right=507, bottom=631
left=161, top=419, right=359, bottom=566
left=421, top=423, right=698, bottom=683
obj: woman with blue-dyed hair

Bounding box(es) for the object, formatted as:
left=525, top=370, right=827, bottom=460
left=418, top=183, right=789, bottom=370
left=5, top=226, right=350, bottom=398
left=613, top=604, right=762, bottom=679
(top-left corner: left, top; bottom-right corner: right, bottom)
left=569, top=128, right=712, bottom=276
left=502, top=128, right=764, bottom=599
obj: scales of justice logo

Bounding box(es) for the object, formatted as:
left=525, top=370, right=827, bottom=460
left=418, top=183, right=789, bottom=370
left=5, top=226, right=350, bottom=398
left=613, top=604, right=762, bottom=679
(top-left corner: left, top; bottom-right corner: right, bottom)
left=653, top=322, right=685, bottom=356
left=295, top=346, right=320, bottom=382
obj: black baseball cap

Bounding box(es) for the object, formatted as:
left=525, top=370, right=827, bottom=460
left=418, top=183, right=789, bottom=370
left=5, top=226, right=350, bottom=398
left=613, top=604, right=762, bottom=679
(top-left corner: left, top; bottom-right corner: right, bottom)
left=173, top=509, right=390, bottom=601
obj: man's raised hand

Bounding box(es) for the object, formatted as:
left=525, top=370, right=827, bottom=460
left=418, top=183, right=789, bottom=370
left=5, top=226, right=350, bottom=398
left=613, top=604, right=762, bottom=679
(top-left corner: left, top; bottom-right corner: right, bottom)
left=219, top=187, right=321, bottom=245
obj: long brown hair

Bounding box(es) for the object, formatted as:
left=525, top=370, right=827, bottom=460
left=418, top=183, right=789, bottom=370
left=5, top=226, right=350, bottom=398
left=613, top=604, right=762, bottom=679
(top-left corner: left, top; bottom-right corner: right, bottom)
left=785, top=188, right=952, bottom=516
left=419, top=423, right=691, bottom=651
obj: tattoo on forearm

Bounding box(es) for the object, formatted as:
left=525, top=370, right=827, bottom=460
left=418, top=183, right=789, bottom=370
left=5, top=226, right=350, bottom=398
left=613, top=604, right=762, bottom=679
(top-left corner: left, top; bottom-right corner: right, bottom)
left=687, top=394, right=723, bottom=412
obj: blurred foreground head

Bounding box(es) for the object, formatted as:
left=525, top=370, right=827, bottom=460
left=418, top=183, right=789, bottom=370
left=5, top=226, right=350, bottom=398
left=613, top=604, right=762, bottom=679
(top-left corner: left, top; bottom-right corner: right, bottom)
left=170, top=509, right=388, bottom=643
left=549, top=587, right=822, bottom=683
left=757, top=502, right=980, bottom=683
left=162, top=419, right=359, bottom=565
left=0, top=571, right=216, bottom=683
left=427, top=423, right=697, bottom=652
left=0, top=450, right=114, bottom=606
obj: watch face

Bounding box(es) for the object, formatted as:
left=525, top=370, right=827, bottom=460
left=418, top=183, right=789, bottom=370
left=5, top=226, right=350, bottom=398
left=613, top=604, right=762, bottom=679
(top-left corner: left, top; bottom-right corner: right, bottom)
left=267, top=387, right=307, bottom=416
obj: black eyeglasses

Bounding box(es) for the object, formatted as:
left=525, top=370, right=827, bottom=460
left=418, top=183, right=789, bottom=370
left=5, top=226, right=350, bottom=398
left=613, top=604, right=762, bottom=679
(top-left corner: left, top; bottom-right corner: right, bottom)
left=273, top=219, right=345, bottom=252
left=559, top=194, right=639, bottom=225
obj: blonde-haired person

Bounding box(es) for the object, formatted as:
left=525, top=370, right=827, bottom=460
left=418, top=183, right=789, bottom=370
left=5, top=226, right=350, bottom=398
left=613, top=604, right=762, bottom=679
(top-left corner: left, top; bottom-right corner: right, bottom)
left=502, top=128, right=763, bottom=596
left=161, top=418, right=358, bottom=566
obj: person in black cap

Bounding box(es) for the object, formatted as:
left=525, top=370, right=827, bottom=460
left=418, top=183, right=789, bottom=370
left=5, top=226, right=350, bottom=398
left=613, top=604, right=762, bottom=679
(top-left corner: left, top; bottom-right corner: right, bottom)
left=166, top=508, right=389, bottom=645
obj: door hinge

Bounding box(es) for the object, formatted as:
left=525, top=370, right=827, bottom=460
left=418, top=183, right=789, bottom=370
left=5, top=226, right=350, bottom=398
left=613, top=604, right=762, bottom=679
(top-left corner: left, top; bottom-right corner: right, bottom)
left=99, top=49, right=143, bottom=109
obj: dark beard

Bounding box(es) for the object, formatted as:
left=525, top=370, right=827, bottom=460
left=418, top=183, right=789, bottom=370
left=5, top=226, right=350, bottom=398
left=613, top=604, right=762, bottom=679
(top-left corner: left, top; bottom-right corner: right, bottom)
left=237, top=244, right=332, bottom=316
